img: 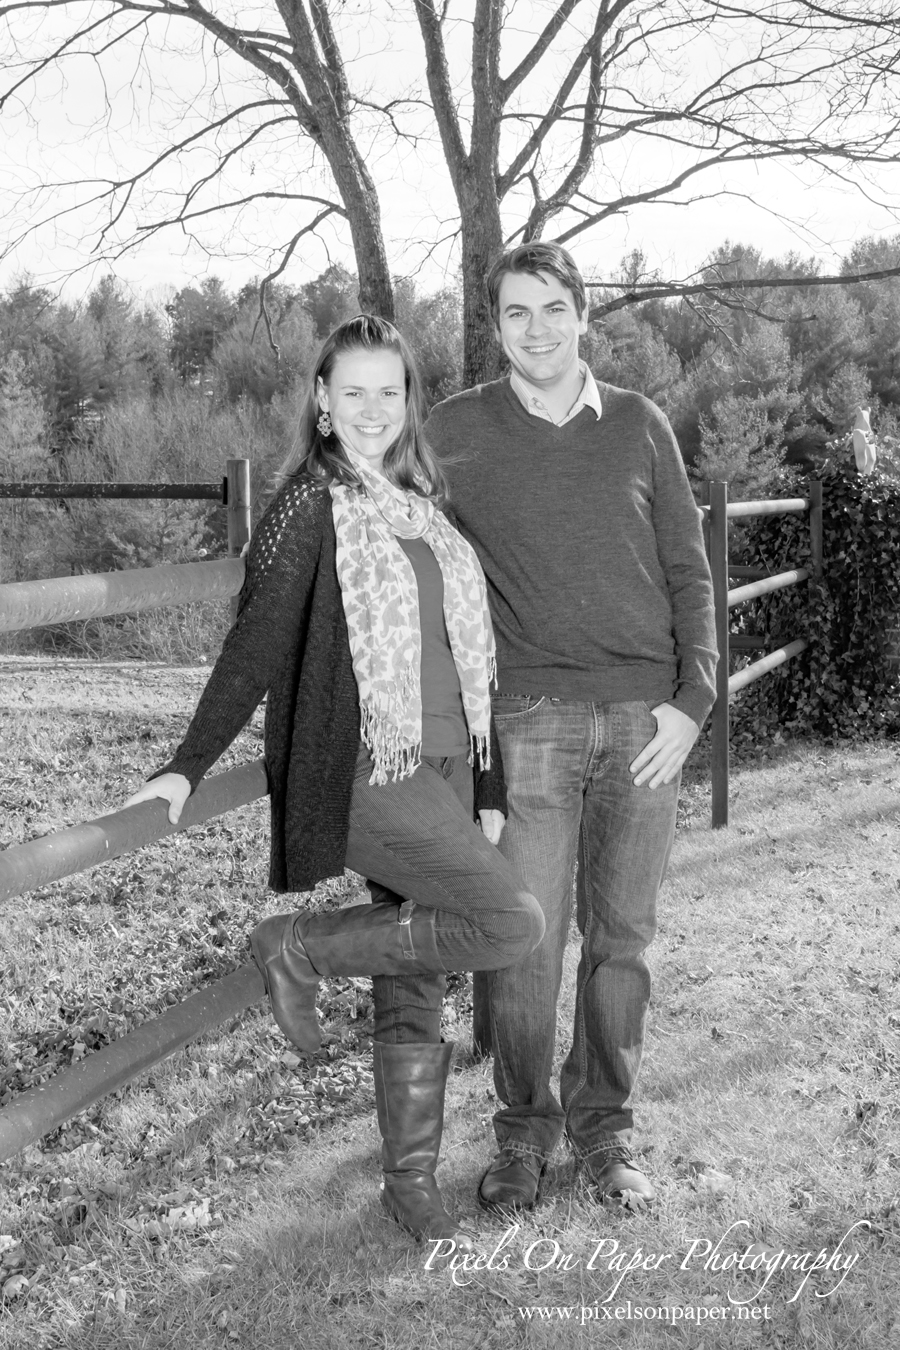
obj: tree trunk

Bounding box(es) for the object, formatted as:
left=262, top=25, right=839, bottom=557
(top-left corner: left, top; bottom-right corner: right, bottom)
left=327, top=152, right=394, bottom=321
left=345, top=188, right=394, bottom=320
left=276, top=0, right=395, bottom=321
left=459, top=180, right=504, bottom=389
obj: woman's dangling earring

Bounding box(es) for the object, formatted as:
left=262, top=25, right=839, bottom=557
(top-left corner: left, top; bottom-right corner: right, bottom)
left=317, top=409, right=333, bottom=438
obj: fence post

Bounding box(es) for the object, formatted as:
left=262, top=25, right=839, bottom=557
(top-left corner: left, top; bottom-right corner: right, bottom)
left=698, top=478, right=710, bottom=553
left=708, top=481, right=730, bottom=829
left=471, top=972, right=491, bottom=1060
left=808, top=478, right=823, bottom=578
left=226, top=458, right=251, bottom=621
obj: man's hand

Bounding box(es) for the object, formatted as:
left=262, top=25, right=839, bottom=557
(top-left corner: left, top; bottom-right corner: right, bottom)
left=124, top=772, right=192, bottom=825
left=478, top=808, right=506, bottom=845
left=630, top=704, right=699, bottom=789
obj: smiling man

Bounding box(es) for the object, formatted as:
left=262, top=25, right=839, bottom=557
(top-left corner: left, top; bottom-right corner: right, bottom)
left=425, top=242, right=717, bottom=1212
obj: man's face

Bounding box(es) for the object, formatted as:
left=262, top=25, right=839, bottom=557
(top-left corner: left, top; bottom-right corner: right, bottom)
left=494, top=270, right=587, bottom=390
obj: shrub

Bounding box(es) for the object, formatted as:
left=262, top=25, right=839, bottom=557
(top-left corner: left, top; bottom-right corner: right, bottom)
left=730, top=454, right=900, bottom=740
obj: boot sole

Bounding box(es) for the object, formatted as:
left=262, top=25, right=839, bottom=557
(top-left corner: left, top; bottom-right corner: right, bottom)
left=380, top=1191, right=474, bottom=1251
left=477, top=1187, right=539, bottom=1214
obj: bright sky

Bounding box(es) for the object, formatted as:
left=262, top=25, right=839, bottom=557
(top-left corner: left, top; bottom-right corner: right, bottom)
left=2, top=0, right=899, bottom=304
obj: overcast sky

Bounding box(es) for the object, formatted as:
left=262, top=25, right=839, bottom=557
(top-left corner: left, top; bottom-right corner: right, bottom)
left=2, top=1, right=900, bottom=304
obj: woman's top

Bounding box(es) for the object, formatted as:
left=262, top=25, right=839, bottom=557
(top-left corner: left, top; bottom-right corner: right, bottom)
left=152, top=474, right=506, bottom=893
left=329, top=453, right=495, bottom=782
left=395, top=534, right=470, bottom=757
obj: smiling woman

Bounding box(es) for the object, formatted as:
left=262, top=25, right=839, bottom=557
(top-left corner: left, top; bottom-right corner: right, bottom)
left=317, top=349, right=408, bottom=473
left=285, top=315, right=438, bottom=498
left=120, top=312, right=544, bottom=1256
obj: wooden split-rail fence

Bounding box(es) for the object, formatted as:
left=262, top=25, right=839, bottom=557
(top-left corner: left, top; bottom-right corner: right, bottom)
left=0, top=467, right=823, bottom=1154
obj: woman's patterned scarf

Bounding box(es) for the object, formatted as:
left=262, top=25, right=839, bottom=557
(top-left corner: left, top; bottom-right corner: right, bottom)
left=329, top=457, right=496, bottom=785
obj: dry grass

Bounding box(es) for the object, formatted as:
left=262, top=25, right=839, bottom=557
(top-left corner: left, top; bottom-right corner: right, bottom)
left=1, top=660, right=899, bottom=1349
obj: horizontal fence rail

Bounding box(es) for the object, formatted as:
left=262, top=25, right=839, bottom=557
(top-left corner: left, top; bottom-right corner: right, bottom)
left=0, top=558, right=245, bottom=634
left=0, top=966, right=264, bottom=1165
left=0, top=760, right=270, bottom=1159
left=727, top=639, right=809, bottom=696
left=0, top=759, right=268, bottom=904
left=723, top=497, right=809, bottom=519
left=0, top=458, right=251, bottom=627
left=727, top=567, right=810, bottom=608
left=704, top=479, right=823, bottom=829
left=0, top=482, right=225, bottom=501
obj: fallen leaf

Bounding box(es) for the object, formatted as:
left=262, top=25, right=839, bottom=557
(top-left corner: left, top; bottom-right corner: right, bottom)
left=1, top=1274, right=29, bottom=1300
left=691, top=1168, right=735, bottom=1199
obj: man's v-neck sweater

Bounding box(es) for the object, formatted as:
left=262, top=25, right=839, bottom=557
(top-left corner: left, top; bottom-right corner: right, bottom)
left=427, top=377, right=717, bottom=727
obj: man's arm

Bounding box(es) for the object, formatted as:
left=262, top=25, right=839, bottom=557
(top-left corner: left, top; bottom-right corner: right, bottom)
left=630, top=403, right=717, bottom=787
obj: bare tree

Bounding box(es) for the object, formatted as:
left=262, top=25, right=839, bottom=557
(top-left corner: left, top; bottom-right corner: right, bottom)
left=0, top=0, right=395, bottom=315
left=415, top=0, right=900, bottom=382
left=3, top=2, right=900, bottom=384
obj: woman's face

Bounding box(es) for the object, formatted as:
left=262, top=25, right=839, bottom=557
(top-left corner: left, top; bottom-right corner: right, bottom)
left=318, top=348, right=407, bottom=474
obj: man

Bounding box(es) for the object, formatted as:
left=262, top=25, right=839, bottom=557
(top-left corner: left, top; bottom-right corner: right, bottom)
left=425, top=242, right=716, bottom=1211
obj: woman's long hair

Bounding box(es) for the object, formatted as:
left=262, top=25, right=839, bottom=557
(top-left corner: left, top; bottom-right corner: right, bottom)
left=277, top=314, right=448, bottom=504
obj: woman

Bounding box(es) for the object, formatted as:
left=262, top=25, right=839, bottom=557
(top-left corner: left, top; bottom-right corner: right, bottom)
left=127, top=315, right=544, bottom=1253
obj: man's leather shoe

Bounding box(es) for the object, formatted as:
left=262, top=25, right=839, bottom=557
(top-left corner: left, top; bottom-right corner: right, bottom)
left=586, top=1153, right=654, bottom=1211
left=478, top=1150, right=544, bottom=1212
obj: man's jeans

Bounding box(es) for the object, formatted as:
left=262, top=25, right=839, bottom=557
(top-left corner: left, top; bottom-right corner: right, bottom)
left=484, top=696, right=679, bottom=1165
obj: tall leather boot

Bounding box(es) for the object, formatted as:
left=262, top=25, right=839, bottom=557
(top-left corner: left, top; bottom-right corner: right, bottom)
left=249, top=900, right=444, bottom=1053
left=373, top=1041, right=474, bottom=1253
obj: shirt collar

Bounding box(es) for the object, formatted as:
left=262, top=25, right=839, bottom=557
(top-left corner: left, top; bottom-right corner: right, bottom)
left=509, top=361, right=603, bottom=426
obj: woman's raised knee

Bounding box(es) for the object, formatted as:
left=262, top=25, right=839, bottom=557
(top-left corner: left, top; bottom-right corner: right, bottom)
left=491, top=890, right=545, bottom=965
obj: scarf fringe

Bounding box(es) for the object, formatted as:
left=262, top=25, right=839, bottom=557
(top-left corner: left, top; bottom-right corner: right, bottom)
left=469, top=732, right=491, bottom=773
left=361, top=701, right=423, bottom=786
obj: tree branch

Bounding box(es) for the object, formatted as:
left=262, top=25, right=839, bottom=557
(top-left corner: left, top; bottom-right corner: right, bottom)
left=0, top=11, right=146, bottom=110
left=309, top=0, right=351, bottom=120
left=496, top=3, right=626, bottom=200
left=499, top=0, right=584, bottom=102
left=413, top=0, right=469, bottom=188
left=520, top=9, right=631, bottom=238
left=132, top=190, right=347, bottom=236
left=587, top=266, right=900, bottom=318
left=252, top=206, right=340, bottom=358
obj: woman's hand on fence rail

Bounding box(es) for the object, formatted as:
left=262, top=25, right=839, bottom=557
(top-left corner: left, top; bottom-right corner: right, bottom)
left=124, top=773, right=192, bottom=825
left=630, top=703, right=700, bottom=789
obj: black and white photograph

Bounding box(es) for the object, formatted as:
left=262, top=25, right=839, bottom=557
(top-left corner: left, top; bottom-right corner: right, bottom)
left=1, top=3, right=899, bottom=1346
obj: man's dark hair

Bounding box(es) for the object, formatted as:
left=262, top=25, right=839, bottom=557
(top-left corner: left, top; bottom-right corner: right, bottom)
left=486, top=242, right=587, bottom=322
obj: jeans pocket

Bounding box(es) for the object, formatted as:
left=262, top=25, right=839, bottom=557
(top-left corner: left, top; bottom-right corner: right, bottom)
left=620, top=701, right=660, bottom=753
left=491, top=694, right=546, bottom=719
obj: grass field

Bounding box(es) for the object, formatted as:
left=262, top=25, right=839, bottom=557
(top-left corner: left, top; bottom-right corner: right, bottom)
left=1, top=658, right=899, bottom=1349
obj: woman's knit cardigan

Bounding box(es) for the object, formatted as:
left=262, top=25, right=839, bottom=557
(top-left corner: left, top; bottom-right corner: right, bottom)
left=153, top=474, right=507, bottom=894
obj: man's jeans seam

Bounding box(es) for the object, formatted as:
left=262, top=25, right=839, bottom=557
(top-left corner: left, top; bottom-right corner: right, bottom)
left=566, top=815, right=593, bottom=1125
